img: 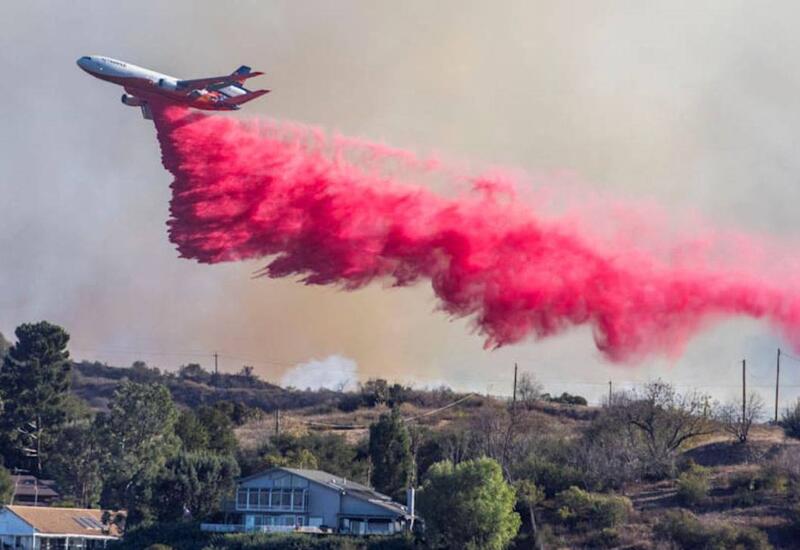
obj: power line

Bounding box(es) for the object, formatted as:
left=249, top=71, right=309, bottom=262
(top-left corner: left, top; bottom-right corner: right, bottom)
left=403, top=393, right=478, bottom=422
left=779, top=350, right=800, bottom=363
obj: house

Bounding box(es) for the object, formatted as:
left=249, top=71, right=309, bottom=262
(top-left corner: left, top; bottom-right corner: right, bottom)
left=9, top=477, right=60, bottom=507
left=0, top=506, right=123, bottom=549
left=201, top=467, right=414, bottom=535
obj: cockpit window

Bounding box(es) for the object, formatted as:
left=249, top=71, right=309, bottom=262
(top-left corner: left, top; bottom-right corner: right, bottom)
left=80, top=56, right=91, bottom=61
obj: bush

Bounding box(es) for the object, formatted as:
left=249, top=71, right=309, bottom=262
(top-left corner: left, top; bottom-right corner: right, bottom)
left=555, top=487, right=632, bottom=530
left=584, top=527, right=621, bottom=548
left=418, top=458, right=521, bottom=550
left=521, top=457, right=583, bottom=498
left=337, top=393, right=363, bottom=412
left=729, top=467, right=788, bottom=507
left=655, top=510, right=771, bottom=550
left=541, top=392, right=588, bottom=406
left=676, top=463, right=710, bottom=506
left=108, top=522, right=211, bottom=550
left=781, top=399, right=800, bottom=439
left=203, top=534, right=362, bottom=550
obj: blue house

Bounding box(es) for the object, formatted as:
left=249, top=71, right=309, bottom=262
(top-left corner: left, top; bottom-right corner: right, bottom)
left=201, top=467, right=414, bottom=536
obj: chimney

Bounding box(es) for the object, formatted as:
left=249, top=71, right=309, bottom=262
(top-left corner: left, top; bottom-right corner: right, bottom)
left=406, top=487, right=416, bottom=530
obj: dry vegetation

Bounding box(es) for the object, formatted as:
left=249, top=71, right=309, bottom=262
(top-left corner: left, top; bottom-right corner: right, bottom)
left=68, top=360, right=800, bottom=548
left=231, top=387, right=800, bottom=549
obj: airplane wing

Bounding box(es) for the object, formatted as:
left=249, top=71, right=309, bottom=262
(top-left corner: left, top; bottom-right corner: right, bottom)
left=176, top=65, right=263, bottom=91
left=223, top=89, right=270, bottom=106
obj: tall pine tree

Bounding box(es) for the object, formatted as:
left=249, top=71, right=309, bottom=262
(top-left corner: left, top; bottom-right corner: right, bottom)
left=368, top=407, right=414, bottom=501
left=0, top=322, right=71, bottom=473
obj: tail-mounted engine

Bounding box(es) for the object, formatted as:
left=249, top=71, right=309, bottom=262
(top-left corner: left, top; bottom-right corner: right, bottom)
left=157, top=77, right=179, bottom=91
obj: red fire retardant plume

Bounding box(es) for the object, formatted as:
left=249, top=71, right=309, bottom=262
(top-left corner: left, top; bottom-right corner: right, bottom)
left=153, top=105, right=800, bottom=362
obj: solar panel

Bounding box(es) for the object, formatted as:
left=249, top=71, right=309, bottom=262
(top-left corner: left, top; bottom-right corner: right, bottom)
left=74, top=516, right=103, bottom=530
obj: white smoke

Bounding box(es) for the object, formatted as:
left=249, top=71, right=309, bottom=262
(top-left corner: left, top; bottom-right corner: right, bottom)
left=281, top=355, right=359, bottom=391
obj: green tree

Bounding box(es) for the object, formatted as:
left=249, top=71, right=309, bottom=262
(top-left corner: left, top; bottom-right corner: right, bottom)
left=196, top=406, right=237, bottom=455
left=0, top=322, right=72, bottom=473
left=212, top=400, right=257, bottom=426
left=178, top=363, right=209, bottom=382
left=418, top=457, right=521, bottom=550
left=0, top=465, right=12, bottom=504
left=152, top=451, right=239, bottom=521
left=260, top=448, right=319, bottom=470
left=99, top=382, right=179, bottom=525
left=0, top=332, right=10, bottom=358
left=361, top=379, right=389, bottom=406
left=254, top=433, right=367, bottom=482
left=516, top=480, right=545, bottom=549
left=369, top=408, right=414, bottom=500
left=175, top=410, right=210, bottom=452
left=48, top=421, right=105, bottom=507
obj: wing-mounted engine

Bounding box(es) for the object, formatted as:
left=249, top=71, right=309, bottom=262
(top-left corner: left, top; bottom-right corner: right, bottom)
left=121, top=93, right=143, bottom=107
left=121, top=94, right=152, bottom=120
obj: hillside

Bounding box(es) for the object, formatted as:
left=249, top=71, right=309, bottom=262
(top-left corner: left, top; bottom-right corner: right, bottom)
left=65, top=360, right=800, bottom=548
left=71, top=360, right=336, bottom=412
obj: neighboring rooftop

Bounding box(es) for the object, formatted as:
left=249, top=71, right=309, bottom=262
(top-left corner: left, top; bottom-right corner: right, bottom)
left=10, top=475, right=60, bottom=504
left=6, top=506, right=123, bottom=538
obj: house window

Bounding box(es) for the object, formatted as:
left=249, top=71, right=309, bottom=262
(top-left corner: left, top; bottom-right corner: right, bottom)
left=281, top=489, right=291, bottom=508
left=367, top=519, right=392, bottom=534
left=258, top=488, right=270, bottom=509
left=237, top=488, right=247, bottom=509
left=293, top=489, right=306, bottom=510
left=248, top=488, right=259, bottom=509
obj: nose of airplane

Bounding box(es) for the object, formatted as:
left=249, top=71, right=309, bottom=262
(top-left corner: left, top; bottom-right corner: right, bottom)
left=76, top=56, right=92, bottom=71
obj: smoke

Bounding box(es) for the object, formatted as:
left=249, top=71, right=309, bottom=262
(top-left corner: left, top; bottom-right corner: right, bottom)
left=281, top=355, right=358, bottom=391
left=153, top=105, right=800, bottom=363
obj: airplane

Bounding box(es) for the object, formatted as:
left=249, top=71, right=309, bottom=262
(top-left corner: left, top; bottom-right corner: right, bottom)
left=77, top=55, right=269, bottom=119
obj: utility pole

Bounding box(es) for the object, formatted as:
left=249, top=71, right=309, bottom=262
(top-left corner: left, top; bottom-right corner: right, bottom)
left=274, top=408, right=281, bottom=436
left=776, top=348, right=781, bottom=423
left=608, top=380, right=612, bottom=406
left=742, top=359, right=746, bottom=425
left=512, top=363, right=518, bottom=410
left=213, top=352, right=219, bottom=375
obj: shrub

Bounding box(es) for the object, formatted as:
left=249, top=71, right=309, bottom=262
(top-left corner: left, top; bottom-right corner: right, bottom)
left=108, top=522, right=212, bottom=550
left=203, top=533, right=366, bottom=550
left=541, top=392, right=588, bottom=406
left=337, top=393, right=363, bottom=413
left=781, top=399, right=800, bottom=439
left=418, top=458, right=521, bottom=550
left=729, top=467, right=788, bottom=507
left=655, top=510, right=771, bottom=550
left=676, top=463, right=710, bottom=506
left=522, top=457, right=583, bottom=498
left=555, top=486, right=632, bottom=530
left=584, top=527, right=621, bottom=548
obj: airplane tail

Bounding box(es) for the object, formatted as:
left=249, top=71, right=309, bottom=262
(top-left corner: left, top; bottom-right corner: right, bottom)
left=224, top=89, right=270, bottom=106
left=232, top=65, right=264, bottom=83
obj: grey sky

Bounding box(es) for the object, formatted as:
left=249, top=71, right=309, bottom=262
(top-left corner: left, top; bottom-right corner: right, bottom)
left=3, top=1, right=800, bottom=404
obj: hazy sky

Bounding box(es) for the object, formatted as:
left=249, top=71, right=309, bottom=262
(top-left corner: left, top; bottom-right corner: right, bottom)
left=3, top=1, right=800, bottom=404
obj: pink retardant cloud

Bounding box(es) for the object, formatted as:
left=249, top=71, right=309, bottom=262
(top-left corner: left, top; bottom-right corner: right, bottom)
left=153, top=105, right=800, bottom=362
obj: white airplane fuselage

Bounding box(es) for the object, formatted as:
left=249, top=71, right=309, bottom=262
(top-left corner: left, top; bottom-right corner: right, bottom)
left=77, top=55, right=267, bottom=116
